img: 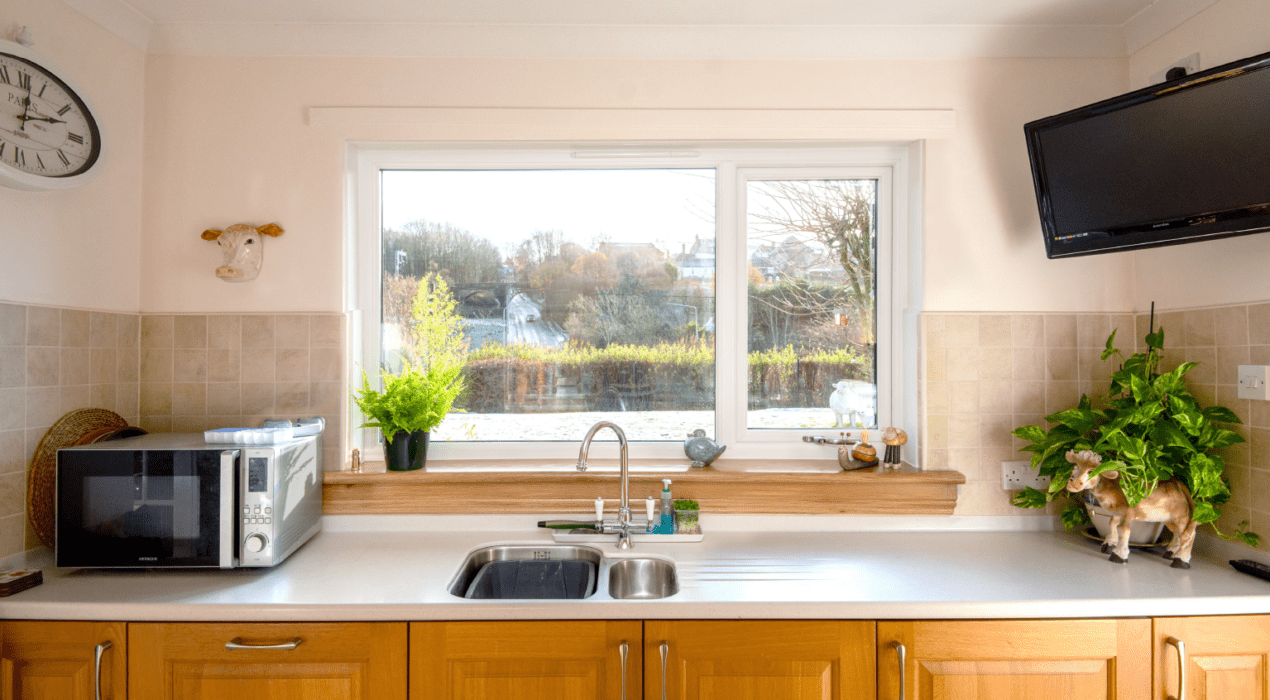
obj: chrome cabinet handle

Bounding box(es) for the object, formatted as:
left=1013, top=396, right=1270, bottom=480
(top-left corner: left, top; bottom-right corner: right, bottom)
left=94, top=641, right=112, bottom=700
left=619, top=642, right=628, bottom=700
left=659, top=641, right=669, bottom=700
left=225, top=637, right=302, bottom=651
left=1165, top=636, right=1187, bottom=700
left=892, top=641, right=906, bottom=700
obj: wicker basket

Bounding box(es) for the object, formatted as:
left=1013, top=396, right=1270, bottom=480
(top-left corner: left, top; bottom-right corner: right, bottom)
left=26, top=409, right=143, bottom=549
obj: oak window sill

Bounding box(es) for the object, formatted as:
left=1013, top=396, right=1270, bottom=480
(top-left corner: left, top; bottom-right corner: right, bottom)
left=322, top=460, right=965, bottom=515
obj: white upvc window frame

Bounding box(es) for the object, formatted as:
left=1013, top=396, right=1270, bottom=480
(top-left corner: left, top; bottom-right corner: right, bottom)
left=348, top=142, right=921, bottom=467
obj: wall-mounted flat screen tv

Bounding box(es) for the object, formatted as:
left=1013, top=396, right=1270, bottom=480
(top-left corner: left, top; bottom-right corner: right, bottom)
left=1025, top=50, right=1270, bottom=258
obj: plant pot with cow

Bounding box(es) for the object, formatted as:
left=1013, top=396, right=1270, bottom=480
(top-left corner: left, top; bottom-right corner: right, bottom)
left=1011, top=326, right=1259, bottom=567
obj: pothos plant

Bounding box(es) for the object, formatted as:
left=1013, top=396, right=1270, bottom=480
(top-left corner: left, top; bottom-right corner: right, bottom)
left=1011, top=327, right=1259, bottom=547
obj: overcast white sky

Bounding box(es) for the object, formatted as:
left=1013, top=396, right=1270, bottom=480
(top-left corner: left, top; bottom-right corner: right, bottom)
left=382, top=169, right=717, bottom=257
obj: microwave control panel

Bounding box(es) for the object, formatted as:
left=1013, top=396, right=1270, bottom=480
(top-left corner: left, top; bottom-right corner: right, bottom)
left=240, top=452, right=275, bottom=566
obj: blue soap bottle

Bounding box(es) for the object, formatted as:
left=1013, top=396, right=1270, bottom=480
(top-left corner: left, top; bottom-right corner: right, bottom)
left=659, top=479, right=674, bottom=534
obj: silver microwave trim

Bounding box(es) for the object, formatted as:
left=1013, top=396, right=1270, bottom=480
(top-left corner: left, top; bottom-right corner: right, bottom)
left=219, top=450, right=238, bottom=569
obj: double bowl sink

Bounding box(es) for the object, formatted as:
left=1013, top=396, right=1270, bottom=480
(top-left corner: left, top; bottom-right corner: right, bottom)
left=448, top=545, right=678, bottom=601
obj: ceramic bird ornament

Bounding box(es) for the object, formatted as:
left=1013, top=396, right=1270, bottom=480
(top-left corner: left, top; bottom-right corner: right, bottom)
left=684, top=429, right=726, bottom=468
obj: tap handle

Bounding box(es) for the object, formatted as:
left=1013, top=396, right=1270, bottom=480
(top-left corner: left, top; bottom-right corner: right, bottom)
left=595, top=497, right=605, bottom=523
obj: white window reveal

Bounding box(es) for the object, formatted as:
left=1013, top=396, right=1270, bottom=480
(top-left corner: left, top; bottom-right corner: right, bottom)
left=351, top=145, right=921, bottom=465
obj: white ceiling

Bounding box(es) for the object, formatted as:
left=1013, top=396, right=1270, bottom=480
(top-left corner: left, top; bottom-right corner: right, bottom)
left=58, top=0, right=1218, bottom=59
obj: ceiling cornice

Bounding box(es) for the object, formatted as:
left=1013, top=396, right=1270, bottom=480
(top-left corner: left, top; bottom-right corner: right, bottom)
left=61, top=0, right=1221, bottom=59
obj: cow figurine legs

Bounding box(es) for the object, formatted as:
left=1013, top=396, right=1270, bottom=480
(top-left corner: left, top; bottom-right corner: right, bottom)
left=1064, top=449, right=1197, bottom=568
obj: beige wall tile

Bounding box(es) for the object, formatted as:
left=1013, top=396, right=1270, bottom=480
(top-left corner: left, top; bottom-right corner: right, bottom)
left=1011, top=315, right=1044, bottom=348
left=1186, top=346, right=1217, bottom=385
left=979, top=315, right=1011, bottom=347
left=979, top=347, right=1012, bottom=380
left=242, top=383, right=275, bottom=415
left=173, top=348, right=208, bottom=383
left=0, top=347, right=23, bottom=389
left=117, top=348, right=139, bottom=383
left=140, top=383, right=172, bottom=416
left=172, top=383, right=206, bottom=415
left=242, top=349, right=276, bottom=383
left=116, top=383, right=138, bottom=417
left=1012, top=347, right=1044, bottom=381
left=0, top=304, right=24, bottom=346
left=25, top=346, right=58, bottom=387
left=60, top=384, right=91, bottom=412
left=1228, top=464, right=1252, bottom=509
left=980, top=414, right=1013, bottom=448
left=1184, top=308, right=1217, bottom=347
left=1045, top=314, right=1076, bottom=348
left=0, top=430, right=22, bottom=473
left=208, top=315, right=241, bottom=349
left=310, top=348, right=342, bottom=382
left=0, top=390, right=22, bottom=431
left=925, top=380, right=948, bottom=414
left=311, top=382, right=342, bottom=414
left=140, top=348, right=173, bottom=384
left=208, top=383, right=241, bottom=415
left=89, top=312, right=116, bottom=348
left=1046, top=347, right=1077, bottom=381
left=208, top=349, right=241, bottom=383
left=1252, top=428, right=1270, bottom=469
left=979, top=381, right=1012, bottom=414
left=142, top=315, right=174, bottom=348
left=1158, top=312, right=1185, bottom=346
left=26, top=386, right=60, bottom=427
left=1215, top=305, right=1250, bottom=347
left=946, top=348, right=980, bottom=381
left=276, top=382, right=309, bottom=413
left=174, top=315, right=208, bottom=349
left=206, top=415, right=243, bottom=430
left=0, top=514, right=23, bottom=560
left=242, top=315, right=275, bottom=348
left=1046, top=381, right=1079, bottom=414
left=276, top=315, right=310, bottom=348
left=1012, top=381, right=1045, bottom=414
left=926, top=415, right=948, bottom=450
left=949, top=381, right=979, bottom=413
left=923, top=315, right=946, bottom=349
left=1250, top=305, right=1270, bottom=345
left=947, top=448, right=979, bottom=477
left=925, top=348, right=947, bottom=381
left=1077, top=314, right=1110, bottom=348
left=90, top=348, right=116, bottom=385
left=276, top=348, right=310, bottom=382
left=945, top=315, right=979, bottom=348
left=26, top=306, right=59, bottom=346
left=138, top=416, right=171, bottom=433
left=1252, top=346, right=1270, bottom=365
left=117, top=315, right=139, bottom=348
left=60, top=348, right=90, bottom=386
left=925, top=448, right=948, bottom=470
left=60, top=309, right=89, bottom=347
left=171, top=416, right=208, bottom=433
left=310, top=315, right=342, bottom=348
left=1217, top=346, right=1250, bottom=387
left=949, top=416, right=979, bottom=448
left=1135, top=314, right=1151, bottom=348
left=1110, top=314, right=1135, bottom=343
left=980, top=447, right=1017, bottom=483
left=91, top=383, right=116, bottom=412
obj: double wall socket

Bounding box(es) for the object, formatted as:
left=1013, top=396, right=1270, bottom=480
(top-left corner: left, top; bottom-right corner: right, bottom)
left=1001, top=460, right=1050, bottom=491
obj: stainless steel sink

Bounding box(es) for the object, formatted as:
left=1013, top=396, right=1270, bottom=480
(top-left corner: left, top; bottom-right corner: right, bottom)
left=607, top=558, right=679, bottom=600
left=448, top=545, right=603, bottom=599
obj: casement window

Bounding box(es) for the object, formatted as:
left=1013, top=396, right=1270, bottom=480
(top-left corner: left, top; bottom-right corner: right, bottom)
left=351, top=144, right=920, bottom=465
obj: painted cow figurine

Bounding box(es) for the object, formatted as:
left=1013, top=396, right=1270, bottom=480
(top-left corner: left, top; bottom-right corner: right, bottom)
left=1065, top=449, right=1197, bottom=568
left=201, top=223, right=284, bottom=282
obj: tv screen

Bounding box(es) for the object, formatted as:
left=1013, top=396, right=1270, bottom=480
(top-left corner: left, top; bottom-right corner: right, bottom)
left=1025, top=50, right=1270, bottom=258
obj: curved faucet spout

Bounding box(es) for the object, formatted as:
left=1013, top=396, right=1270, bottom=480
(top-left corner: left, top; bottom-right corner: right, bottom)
left=576, top=421, right=633, bottom=548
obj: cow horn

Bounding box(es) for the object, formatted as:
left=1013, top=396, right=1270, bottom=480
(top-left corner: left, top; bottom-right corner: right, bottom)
left=201, top=229, right=223, bottom=241
left=257, top=223, right=284, bottom=237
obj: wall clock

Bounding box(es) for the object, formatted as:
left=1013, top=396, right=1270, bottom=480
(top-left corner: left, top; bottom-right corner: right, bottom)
left=0, top=38, right=104, bottom=190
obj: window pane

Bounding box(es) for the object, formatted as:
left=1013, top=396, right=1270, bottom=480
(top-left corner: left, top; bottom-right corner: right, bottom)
left=745, top=179, right=878, bottom=430
left=381, top=169, right=716, bottom=441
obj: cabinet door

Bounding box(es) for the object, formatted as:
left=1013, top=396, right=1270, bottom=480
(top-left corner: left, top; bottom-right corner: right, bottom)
left=1155, top=615, right=1270, bottom=700
left=645, top=620, right=875, bottom=700
left=0, top=621, right=126, bottom=700
left=878, top=619, right=1150, bottom=700
left=129, top=622, right=407, bottom=700
left=411, top=621, right=641, bottom=700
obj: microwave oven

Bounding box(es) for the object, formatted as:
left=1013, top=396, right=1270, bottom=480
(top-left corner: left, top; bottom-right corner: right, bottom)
left=56, top=433, right=322, bottom=568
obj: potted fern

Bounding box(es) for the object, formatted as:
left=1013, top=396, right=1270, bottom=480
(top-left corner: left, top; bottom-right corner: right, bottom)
left=354, top=273, right=468, bottom=471
left=1011, top=327, right=1258, bottom=547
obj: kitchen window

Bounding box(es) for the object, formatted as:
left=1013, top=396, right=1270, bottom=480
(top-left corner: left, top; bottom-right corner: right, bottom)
left=351, top=144, right=920, bottom=465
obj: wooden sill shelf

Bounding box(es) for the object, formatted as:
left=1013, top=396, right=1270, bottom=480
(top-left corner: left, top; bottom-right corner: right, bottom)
left=323, top=461, right=965, bottom=515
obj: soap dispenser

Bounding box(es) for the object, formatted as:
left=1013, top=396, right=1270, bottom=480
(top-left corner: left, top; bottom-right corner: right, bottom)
left=659, top=479, right=674, bottom=534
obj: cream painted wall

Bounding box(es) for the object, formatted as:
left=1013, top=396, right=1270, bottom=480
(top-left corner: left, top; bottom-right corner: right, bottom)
left=1129, top=0, right=1270, bottom=311
left=140, top=55, right=1132, bottom=314
left=0, top=0, right=144, bottom=312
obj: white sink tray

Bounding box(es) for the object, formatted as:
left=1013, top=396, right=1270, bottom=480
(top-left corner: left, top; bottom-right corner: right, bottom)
left=552, top=529, right=703, bottom=543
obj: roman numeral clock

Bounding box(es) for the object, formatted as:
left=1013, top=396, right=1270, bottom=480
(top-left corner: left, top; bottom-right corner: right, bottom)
left=0, top=37, right=103, bottom=190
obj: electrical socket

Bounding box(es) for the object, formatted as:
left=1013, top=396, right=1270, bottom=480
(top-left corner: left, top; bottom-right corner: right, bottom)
left=1001, top=460, right=1050, bottom=491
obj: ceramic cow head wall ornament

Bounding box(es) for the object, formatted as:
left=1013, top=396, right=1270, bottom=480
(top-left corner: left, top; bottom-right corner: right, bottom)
left=201, top=223, right=284, bottom=282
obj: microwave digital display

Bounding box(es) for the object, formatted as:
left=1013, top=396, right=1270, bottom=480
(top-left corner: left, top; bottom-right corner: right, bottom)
left=248, top=458, right=269, bottom=493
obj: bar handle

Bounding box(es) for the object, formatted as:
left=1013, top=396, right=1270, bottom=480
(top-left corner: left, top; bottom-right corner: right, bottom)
left=618, top=642, right=628, bottom=700
left=659, top=641, right=669, bottom=700
left=225, top=637, right=302, bottom=651
left=94, top=641, right=112, bottom=700
left=892, top=641, right=906, bottom=700
left=1165, top=636, right=1187, bottom=700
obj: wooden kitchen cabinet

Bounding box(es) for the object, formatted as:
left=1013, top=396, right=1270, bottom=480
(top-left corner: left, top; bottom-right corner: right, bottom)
left=646, top=620, right=876, bottom=700
left=1154, top=615, right=1270, bottom=699
left=877, top=619, right=1151, bottom=700
left=411, top=620, right=641, bottom=700
left=0, top=621, right=126, bottom=700
left=128, top=622, right=407, bottom=700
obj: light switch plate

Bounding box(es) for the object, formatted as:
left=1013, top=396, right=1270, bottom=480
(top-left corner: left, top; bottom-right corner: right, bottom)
left=1002, top=460, right=1050, bottom=491
left=1239, top=365, right=1270, bottom=400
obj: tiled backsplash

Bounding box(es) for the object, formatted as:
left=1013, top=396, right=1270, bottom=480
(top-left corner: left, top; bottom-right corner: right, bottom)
left=137, top=313, right=348, bottom=473
left=0, top=303, right=141, bottom=557
left=924, top=306, right=1269, bottom=553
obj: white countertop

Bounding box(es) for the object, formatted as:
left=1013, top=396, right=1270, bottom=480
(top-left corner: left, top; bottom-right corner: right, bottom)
left=4, top=515, right=1270, bottom=621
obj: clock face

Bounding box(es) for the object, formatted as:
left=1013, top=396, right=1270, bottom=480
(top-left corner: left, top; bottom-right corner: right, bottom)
left=0, top=51, right=101, bottom=179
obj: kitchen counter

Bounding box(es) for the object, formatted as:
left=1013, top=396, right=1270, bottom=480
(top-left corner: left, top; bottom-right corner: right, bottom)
left=3, top=515, right=1270, bottom=621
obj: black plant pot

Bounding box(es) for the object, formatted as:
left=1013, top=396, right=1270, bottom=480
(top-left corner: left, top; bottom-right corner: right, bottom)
left=385, top=430, right=429, bottom=471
